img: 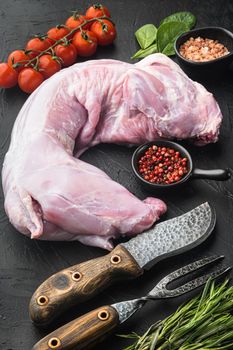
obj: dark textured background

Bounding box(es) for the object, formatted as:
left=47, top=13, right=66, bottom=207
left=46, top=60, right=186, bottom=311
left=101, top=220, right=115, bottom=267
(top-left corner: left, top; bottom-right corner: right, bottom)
left=0, top=0, right=233, bottom=349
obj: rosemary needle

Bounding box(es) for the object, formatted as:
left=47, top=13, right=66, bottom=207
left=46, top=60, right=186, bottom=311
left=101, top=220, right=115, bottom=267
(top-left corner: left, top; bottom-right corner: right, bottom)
left=120, top=279, right=233, bottom=350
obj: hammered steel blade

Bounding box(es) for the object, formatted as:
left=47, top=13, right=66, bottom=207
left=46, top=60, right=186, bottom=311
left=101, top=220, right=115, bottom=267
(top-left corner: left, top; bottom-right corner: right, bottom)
left=121, top=202, right=215, bottom=269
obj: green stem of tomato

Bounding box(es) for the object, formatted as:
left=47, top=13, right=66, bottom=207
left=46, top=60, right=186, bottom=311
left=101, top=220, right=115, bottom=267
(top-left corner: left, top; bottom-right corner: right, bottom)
left=21, top=15, right=113, bottom=69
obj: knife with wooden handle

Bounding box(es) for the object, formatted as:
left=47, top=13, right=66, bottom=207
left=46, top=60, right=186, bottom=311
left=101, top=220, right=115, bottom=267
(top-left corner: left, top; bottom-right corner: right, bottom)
left=29, top=202, right=215, bottom=326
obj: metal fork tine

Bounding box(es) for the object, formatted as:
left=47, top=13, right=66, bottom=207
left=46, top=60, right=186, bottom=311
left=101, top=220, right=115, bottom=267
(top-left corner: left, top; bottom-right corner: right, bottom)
left=164, top=266, right=232, bottom=298
left=156, top=255, right=224, bottom=289
left=147, top=256, right=230, bottom=299
left=113, top=257, right=230, bottom=325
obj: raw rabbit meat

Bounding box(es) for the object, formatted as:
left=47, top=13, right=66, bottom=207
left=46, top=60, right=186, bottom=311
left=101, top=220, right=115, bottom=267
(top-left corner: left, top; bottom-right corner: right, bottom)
left=2, top=54, right=222, bottom=249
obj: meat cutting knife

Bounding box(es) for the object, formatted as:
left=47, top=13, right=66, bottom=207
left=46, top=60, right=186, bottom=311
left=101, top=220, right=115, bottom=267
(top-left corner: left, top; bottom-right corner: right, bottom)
left=29, top=202, right=215, bottom=326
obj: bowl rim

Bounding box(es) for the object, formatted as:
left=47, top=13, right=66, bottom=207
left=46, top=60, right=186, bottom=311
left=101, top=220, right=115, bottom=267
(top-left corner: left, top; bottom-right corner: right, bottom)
left=131, top=140, right=193, bottom=188
left=174, top=26, right=233, bottom=66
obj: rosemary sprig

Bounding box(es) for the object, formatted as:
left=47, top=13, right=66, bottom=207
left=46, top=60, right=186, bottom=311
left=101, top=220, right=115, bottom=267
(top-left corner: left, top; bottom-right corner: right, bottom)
left=121, top=279, right=233, bottom=350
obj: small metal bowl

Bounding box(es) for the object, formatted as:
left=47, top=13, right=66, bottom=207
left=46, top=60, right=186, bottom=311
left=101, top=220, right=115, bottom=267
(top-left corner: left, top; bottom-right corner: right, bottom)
left=174, top=27, right=233, bottom=74
left=132, top=140, right=230, bottom=191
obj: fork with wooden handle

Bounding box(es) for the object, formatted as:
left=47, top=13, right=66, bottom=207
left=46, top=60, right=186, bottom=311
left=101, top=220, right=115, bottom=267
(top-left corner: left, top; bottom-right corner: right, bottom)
left=32, top=255, right=230, bottom=350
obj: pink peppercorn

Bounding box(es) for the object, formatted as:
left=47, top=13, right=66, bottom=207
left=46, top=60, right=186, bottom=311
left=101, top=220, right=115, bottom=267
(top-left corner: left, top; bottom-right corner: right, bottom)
left=138, top=145, right=189, bottom=185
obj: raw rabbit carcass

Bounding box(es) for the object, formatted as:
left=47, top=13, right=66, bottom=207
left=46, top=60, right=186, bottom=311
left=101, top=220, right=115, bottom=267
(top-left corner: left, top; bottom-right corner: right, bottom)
left=2, top=54, right=222, bottom=249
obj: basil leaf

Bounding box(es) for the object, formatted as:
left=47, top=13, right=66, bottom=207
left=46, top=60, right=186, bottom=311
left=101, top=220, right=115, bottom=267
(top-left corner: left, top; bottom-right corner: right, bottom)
left=162, top=43, right=176, bottom=56
left=160, top=11, right=196, bottom=29
left=135, top=24, right=157, bottom=49
left=157, top=21, right=189, bottom=54
left=131, top=44, right=158, bottom=59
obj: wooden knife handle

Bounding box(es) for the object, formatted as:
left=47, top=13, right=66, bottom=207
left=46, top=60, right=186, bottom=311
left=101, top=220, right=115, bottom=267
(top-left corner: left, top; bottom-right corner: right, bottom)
left=32, top=305, right=119, bottom=350
left=29, top=245, right=142, bottom=326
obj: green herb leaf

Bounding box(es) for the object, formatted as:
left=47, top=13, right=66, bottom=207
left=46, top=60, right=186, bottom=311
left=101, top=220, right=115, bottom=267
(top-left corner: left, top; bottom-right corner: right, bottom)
left=160, top=11, right=196, bottom=29
left=131, top=43, right=157, bottom=59
left=157, top=21, right=189, bottom=55
left=161, top=42, right=176, bottom=56
left=135, top=24, right=157, bottom=50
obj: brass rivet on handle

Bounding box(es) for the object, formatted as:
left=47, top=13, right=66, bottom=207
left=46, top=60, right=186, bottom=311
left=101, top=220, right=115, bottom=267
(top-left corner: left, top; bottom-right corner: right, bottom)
left=48, top=337, right=61, bottom=349
left=71, top=271, right=82, bottom=281
left=98, top=309, right=109, bottom=321
left=37, top=295, right=49, bottom=306
left=110, top=254, right=121, bottom=265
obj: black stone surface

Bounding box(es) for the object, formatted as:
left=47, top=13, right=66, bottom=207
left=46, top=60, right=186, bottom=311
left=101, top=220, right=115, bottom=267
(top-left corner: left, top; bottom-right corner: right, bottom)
left=0, top=1, right=233, bottom=349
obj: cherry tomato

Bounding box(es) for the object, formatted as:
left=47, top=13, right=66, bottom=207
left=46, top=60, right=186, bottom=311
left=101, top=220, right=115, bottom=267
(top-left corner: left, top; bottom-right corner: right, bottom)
left=47, top=26, right=70, bottom=43
left=72, top=30, right=98, bottom=57
left=54, top=43, right=77, bottom=67
left=0, top=63, right=18, bottom=88
left=85, top=4, right=111, bottom=19
left=65, top=14, right=90, bottom=30
left=7, top=50, right=30, bottom=72
left=25, top=37, right=51, bottom=58
left=38, top=55, right=61, bottom=79
left=18, top=68, right=44, bottom=93
left=91, top=19, right=116, bottom=45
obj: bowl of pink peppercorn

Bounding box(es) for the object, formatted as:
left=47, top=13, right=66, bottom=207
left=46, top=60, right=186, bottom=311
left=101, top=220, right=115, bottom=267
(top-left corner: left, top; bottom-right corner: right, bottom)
left=131, top=140, right=230, bottom=191
left=174, top=27, right=233, bottom=74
